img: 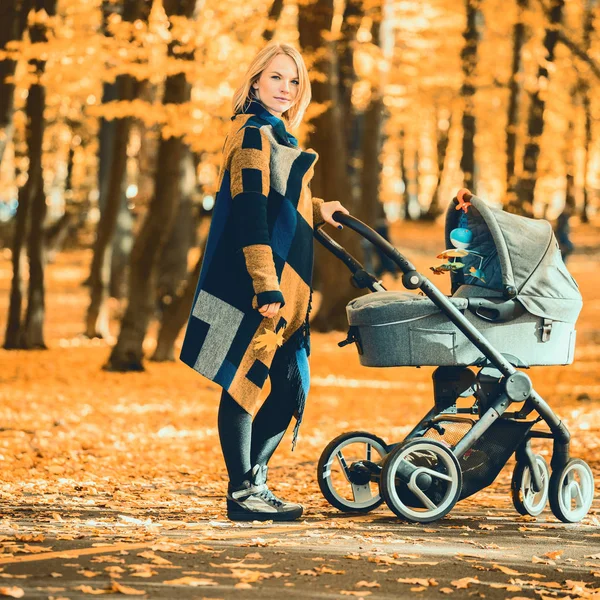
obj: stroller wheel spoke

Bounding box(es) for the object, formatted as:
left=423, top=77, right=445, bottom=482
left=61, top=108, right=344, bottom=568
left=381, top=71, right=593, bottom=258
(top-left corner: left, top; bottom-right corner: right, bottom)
left=571, top=482, right=584, bottom=509
left=366, top=443, right=372, bottom=461
left=407, top=479, right=437, bottom=510
left=351, top=483, right=374, bottom=503
left=417, top=466, right=453, bottom=483
left=336, top=451, right=351, bottom=481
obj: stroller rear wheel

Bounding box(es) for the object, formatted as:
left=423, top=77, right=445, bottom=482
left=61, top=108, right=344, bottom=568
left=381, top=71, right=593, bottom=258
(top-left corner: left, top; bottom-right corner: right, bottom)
left=511, top=454, right=549, bottom=516
left=317, top=431, right=388, bottom=513
left=380, top=439, right=462, bottom=523
left=549, top=459, right=594, bottom=523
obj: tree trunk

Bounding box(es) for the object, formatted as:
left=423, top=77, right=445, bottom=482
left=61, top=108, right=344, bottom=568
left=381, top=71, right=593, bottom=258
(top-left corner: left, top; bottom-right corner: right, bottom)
left=338, top=0, right=363, bottom=193
left=356, top=0, right=384, bottom=227
left=3, top=0, right=56, bottom=350
left=105, top=0, right=196, bottom=371
left=22, top=0, right=60, bottom=350
left=0, top=0, right=30, bottom=166
left=505, top=0, right=528, bottom=207
left=45, top=211, right=73, bottom=263
left=263, top=0, right=284, bottom=42
left=4, top=144, right=34, bottom=349
left=581, top=86, right=592, bottom=223
left=580, top=0, right=594, bottom=223
left=299, top=0, right=362, bottom=332
left=111, top=82, right=155, bottom=302
left=152, top=154, right=208, bottom=362
left=85, top=0, right=147, bottom=339
left=424, top=108, right=452, bottom=220
left=156, top=151, right=196, bottom=315
left=514, top=0, right=564, bottom=216
left=564, top=98, right=576, bottom=215
left=556, top=107, right=575, bottom=263
left=97, top=82, right=117, bottom=214
left=409, top=148, right=421, bottom=219
left=358, top=100, right=384, bottom=225
left=399, top=129, right=410, bottom=219
left=152, top=242, right=205, bottom=362
left=85, top=76, right=135, bottom=339
left=460, top=0, right=480, bottom=192
left=23, top=133, right=47, bottom=349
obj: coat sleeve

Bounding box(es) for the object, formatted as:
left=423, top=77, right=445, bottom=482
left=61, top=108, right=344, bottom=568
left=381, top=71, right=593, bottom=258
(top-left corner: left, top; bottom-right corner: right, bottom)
left=228, top=126, right=285, bottom=310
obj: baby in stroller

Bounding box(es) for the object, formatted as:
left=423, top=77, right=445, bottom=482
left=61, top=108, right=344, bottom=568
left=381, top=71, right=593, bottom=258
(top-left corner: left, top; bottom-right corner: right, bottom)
left=316, top=189, right=593, bottom=523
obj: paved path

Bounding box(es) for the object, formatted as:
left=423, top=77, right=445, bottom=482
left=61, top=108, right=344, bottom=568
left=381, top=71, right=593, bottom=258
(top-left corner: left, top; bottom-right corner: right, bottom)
left=1, top=499, right=598, bottom=599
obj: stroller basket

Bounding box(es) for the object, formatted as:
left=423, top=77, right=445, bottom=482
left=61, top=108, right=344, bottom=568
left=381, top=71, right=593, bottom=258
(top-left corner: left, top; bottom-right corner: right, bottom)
left=422, top=417, right=534, bottom=499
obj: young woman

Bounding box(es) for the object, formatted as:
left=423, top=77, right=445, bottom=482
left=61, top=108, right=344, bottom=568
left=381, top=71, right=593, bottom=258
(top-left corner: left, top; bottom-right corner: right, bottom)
left=180, top=42, right=348, bottom=521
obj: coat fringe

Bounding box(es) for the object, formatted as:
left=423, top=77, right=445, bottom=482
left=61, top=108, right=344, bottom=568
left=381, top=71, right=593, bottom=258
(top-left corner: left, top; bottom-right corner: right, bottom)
left=290, top=287, right=313, bottom=450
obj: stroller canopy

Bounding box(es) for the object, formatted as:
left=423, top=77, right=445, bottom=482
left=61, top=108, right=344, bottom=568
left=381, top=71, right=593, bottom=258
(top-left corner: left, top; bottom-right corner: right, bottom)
left=444, top=195, right=582, bottom=324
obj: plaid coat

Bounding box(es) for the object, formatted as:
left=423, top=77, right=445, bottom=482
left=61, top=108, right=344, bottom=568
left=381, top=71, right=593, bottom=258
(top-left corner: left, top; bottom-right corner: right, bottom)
left=179, top=101, right=324, bottom=415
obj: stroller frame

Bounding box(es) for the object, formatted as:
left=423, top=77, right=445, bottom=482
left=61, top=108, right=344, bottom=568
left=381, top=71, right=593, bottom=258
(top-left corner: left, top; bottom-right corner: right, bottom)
left=315, top=191, right=593, bottom=523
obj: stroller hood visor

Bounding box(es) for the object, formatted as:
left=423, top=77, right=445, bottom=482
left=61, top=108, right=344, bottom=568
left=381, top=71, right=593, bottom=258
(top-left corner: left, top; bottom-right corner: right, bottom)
left=445, top=196, right=582, bottom=325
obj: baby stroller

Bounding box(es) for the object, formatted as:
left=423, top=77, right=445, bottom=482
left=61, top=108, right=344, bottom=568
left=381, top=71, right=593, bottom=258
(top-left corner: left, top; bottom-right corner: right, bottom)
left=315, top=189, right=594, bottom=524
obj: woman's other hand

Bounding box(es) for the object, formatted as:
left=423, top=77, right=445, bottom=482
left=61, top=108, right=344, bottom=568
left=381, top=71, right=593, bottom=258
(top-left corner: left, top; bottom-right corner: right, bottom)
left=320, top=201, right=350, bottom=229
left=258, top=302, right=281, bottom=319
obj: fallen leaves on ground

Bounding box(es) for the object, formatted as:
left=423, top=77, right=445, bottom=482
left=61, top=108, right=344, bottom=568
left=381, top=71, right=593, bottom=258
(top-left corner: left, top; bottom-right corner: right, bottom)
left=451, top=577, right=479, bottom=589
left=355, top=580, right=380, bottom=588
left=1, top=235, right=600, bottom=599
left=489, top=582, right=522, bottom=592
left=74, top=582, right=145, bottom=595
left=492, top=564, right=523, bottom=575
left=0, top=588, right=24, bottom=599
left=397, top=578, right=438, bottom=587
left=161, top=576, right=217, bottom=586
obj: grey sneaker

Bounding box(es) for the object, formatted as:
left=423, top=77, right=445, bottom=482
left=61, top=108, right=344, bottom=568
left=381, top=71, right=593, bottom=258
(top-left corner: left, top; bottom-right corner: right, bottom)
left=226, top=465, right=303, bottom=522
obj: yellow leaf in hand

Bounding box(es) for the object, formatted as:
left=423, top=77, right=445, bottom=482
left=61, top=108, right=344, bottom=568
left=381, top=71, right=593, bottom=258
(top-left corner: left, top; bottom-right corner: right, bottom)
left=253, top=329, right=284, bottom=353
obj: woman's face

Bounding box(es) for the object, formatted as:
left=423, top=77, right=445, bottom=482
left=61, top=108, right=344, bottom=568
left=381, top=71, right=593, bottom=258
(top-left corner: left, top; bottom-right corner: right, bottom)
left=252, top=54, right=299, bottom=118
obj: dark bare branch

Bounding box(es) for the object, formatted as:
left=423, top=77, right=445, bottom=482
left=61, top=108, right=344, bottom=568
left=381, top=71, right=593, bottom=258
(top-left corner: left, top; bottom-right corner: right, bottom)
left=534, top=0, right=600, bottom=80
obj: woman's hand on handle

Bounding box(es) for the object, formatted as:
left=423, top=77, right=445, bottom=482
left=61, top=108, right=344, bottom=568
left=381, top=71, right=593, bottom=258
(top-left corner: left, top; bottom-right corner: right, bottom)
left=258, top=302, right=281, bottom=319
left=320, top=201, right=350, bottom=230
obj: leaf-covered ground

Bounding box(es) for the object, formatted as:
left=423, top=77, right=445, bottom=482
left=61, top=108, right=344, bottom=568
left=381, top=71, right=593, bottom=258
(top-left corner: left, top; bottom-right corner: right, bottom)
left=0, top=220, right=599, bottom=599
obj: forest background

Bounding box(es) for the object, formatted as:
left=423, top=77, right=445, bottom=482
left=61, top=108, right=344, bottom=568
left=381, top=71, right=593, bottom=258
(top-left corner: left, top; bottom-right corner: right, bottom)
left=0, top=1, right=600, bottom=596
left=0, top=0, right=598, bottom=359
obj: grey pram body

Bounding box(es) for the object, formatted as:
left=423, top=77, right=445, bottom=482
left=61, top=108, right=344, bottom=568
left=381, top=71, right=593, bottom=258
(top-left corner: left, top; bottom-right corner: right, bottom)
left=347, top=196, right=581, bottom=369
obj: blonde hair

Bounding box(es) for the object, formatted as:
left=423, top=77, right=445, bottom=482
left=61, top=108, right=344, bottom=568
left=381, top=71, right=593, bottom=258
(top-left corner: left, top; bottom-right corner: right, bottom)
left=232, top=42, right=311, bottom=130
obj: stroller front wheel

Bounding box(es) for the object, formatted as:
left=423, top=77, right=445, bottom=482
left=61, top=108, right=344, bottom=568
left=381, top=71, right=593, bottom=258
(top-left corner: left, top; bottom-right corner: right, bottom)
left=511, top=454, right=550, bottom=516
left=317, top=431, right=388, bottom=513
left=380, top=439, right=462, bottom=523
left=548, top=459, right=594, bottom=523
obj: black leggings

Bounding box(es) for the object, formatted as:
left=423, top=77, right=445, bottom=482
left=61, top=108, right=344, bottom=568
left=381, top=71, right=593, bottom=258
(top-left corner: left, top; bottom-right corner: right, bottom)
left=217, top=342, right=306, bottom=487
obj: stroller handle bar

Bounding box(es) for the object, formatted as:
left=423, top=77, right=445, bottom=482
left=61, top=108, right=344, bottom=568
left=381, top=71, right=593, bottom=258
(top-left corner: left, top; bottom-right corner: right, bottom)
left=315, top=212, right=418, bottom=277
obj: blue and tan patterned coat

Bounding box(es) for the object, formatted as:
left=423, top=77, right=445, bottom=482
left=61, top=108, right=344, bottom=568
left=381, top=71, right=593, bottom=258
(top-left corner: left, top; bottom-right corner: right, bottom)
left=179, top=101, right=324, bottom=415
